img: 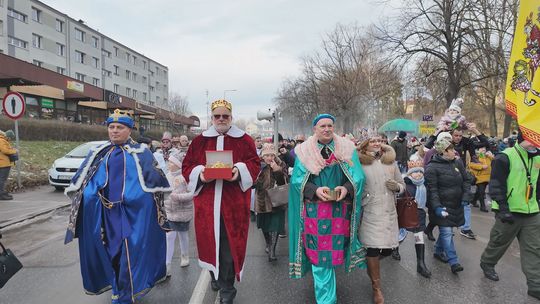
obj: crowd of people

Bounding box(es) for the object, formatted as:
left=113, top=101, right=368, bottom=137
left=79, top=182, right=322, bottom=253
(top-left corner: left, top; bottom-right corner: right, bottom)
left=64, top=101, right=540, bottom=304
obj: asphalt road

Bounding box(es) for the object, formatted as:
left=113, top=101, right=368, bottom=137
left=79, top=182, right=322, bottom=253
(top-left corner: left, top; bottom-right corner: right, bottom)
left=0, top=198, right=539, bottom=304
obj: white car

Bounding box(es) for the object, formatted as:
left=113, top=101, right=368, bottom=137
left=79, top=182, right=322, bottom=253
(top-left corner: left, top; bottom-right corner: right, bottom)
left=48, top=141, right=108, bottom=190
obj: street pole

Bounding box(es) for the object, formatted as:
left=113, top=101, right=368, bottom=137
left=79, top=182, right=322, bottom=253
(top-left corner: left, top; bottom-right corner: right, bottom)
left=273, top=110, right=279, bottom=154
left=14, top=120, right=21, bottom=188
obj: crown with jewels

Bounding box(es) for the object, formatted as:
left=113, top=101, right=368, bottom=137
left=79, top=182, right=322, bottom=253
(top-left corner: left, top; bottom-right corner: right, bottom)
left=106, top=109, right=134, bottom=128
left=211, top=99, right=232, bottom=111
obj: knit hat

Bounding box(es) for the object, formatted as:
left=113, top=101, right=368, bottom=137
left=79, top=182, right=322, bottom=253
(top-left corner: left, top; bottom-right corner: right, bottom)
left=436, top=131, right=452, bottom=142
left=448, top=98, right=463, bottom=114
left=168, top=153, right=182, bottom=169
left=4, top=130, right=15, bottom=140
left=398, top=131, right=407, bottom=139
left=407, top=160, right=424, bottom=175
left=260, top=143, right=276, bottom=156
left=162, top=131, right=172, bottom=141
left=435, top=138, right=453, bottom=154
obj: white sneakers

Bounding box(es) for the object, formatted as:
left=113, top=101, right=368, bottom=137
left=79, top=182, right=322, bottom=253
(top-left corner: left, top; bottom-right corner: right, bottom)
left=180, top=255, right=190, bottom=267
left=166, top=263, right=171, bottom=277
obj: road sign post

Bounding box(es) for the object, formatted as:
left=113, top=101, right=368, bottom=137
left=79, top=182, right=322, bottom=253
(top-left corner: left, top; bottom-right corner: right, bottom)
left=2, top=92, right=26, bottom=188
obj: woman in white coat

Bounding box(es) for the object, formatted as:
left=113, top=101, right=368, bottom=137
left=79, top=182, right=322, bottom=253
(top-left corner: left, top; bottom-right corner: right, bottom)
left=357, top=136, right=405, bottom=304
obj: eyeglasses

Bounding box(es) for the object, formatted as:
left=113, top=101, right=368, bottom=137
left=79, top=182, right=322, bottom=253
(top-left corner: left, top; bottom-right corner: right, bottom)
left=213, top=114, right=230, bottom=120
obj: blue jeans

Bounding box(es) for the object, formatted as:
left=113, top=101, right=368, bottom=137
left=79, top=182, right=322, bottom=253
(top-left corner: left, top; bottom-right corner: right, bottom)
left=460, top=203, right=471, bottom=231
left=435, top=226, right=459, bottom=265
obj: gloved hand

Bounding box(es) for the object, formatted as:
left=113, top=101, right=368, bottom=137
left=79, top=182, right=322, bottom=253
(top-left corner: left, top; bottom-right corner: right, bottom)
left=496, top=210, right=514, bottom=224
left=385, top=179, right=400, bottom=192
left=435, top=207, right=449, bottom=218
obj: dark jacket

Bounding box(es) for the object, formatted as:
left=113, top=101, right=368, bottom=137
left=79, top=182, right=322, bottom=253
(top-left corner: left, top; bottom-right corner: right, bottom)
left=425, top=133, right=490, bottom=166
left=391, top=138, right=408, bottom=164
left=425, top=154, right=472, bottom=227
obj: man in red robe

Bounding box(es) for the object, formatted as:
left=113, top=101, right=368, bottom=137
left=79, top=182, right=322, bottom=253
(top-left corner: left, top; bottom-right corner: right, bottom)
left=182, top=99, right=259, bottom=304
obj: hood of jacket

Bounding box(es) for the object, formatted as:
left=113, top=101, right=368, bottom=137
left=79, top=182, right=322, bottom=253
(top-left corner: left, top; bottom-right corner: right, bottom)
left=359, top=144, right=396, bottom=165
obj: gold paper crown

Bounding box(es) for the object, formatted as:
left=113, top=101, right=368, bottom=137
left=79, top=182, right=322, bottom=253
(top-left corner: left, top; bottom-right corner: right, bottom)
left=211, top=99, right=232, bottom=111
left=407, top=160, right=424, bottom=169
left=109, top=109, right=132, bottom=120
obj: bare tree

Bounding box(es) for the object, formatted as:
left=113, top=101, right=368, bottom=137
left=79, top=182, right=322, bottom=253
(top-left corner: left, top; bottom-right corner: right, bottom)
left=167, top=92, right=191, bottom=116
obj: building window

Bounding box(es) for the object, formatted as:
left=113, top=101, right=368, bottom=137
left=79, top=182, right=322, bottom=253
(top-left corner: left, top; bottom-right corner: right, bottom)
left=0, top=20, right=3, bottom=36
left=57, top=43, right=65, bottom=56
left=149, top=86, right=155, bottom=92
left=155, top=67, right=159, bottom=76
left=133, top=56, right=137, bottom=65
left=75, top=28, right=85, bottom=42
left=156, top=96, right=160, bottom=103
left=114, top=84, right=119, bottom=93
left=149, top=101, right=155, bottom=106
left=92, top=78, right=100, bottom=86
left=164, top=84, right=167, bottom=91
left=132, top=90, right=137, bottom=99
left=7, top=8, right=27, bottom=22
left=75, top=51, right=86, bottom=64
left=156, top=81, right=160, bottom=90
left=57, top=67, right=66, bottom=75
left=143, top=92, right=147, bottom=101
left=150, top=70, right=154, bottom=77
left=75, top=73, right=86, bottom=82
left=126, top=88, right=131, bottom=96
left=55, top=19, right=64, bottom=32
left=114, top=65, right=119, bottom=75
left=103, top=69, right=111, bottom=77
left=114, top=46, right=119, bottom=56
left=33, top=60, right=43, bottom=67
left=92, top=36, right=99, bottom=48
left=8, top=36, right=27, bottom=49
left=102, top=49, right=111, bottom=58
left=125, top=70, right=131, bottom=80
left=126, top=52, right=131, bottom=62
left=32, top=34, right=42, bottom=48
left=164, top=70, right=167, bottom=77
left=142, top=76, right=147, bottom=84
left=132, top=73, right=137, bottom=82
left=142, top=60, right=147, bottom=69
left=92, top=57, right=99, bottom=68
left=31, top=7, right=41, bottom=23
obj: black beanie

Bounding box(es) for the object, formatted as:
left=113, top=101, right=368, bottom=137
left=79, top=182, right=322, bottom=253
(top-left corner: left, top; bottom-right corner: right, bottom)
left=398, top=131, right=407, bottom=139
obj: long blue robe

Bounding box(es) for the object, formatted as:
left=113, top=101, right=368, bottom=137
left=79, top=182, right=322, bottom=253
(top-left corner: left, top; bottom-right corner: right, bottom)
left=64, top=140, right=171, bottom=303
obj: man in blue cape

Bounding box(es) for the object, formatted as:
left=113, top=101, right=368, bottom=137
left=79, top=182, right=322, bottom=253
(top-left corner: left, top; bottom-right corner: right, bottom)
left=288, top=114, right=366, bottom=304
left=64, top=109, right=171, bottom=303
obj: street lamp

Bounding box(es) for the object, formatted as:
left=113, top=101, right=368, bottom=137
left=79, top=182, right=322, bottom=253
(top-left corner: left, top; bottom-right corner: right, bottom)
left=223, top=89, right=237, bottom=99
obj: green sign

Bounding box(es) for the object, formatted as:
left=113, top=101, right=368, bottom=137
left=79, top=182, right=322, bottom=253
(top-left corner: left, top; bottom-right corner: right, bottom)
left=41, top=98, right=54, bottom=109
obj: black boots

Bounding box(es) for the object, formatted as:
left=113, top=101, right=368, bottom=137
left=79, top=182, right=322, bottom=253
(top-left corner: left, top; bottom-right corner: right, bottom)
left=415, top=244, right=431, bottom=278
left=263, top=232, right=271, bottom=254
left=268, top=232, right=279, bottom=261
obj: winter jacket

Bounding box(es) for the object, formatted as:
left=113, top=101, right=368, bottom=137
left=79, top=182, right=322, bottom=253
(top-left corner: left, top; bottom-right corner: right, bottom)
left=468, top=154, right=494, bottom=184
left=358, top=145, right=405, bottom=249
left=255, top=157, right=287, bottom=213
left=164, top=169, right=193, bottom=222
left=390, top=138, right=408, bottom=164
left=0, top=134, right=17, bottom=168
left=425, top=154, right=472, bottom=227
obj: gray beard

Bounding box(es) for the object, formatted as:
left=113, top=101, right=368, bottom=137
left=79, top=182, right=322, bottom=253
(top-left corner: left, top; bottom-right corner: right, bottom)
left=215, top=125, right=231, bottom=134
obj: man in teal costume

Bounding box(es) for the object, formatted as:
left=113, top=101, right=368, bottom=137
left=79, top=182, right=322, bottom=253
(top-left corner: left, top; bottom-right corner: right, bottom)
left=288, top=114, right=366, bottom=304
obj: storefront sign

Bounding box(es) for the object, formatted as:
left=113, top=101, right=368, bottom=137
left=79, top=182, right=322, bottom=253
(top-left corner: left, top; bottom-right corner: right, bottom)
left=104, top=90, right=123, bottom=104
left=67, top=80, right=84, bottom=93
left=41, top=98, right=54, bottom=109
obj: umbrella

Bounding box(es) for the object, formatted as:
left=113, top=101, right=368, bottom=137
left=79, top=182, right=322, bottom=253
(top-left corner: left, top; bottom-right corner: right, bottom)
left=378, top=119, right=419, bottom=136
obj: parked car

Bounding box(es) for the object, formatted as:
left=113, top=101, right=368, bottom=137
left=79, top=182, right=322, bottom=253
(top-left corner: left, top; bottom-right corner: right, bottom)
left=48, top=141, right=107, bottom=191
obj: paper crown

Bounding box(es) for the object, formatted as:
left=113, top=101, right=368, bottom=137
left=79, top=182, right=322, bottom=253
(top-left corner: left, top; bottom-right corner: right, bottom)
left=211, top=99, right=232, bottom=111
left=106, top=109, right=134, bottom=128
left=407, top=160, right=424, bottom=169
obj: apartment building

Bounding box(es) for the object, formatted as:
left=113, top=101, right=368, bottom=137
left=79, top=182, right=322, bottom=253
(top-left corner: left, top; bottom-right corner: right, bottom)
left=0, top=0, right=183, bottom=130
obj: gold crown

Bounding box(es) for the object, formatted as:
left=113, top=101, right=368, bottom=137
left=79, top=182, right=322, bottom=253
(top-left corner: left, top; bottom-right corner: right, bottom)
left=407, top=160, right=424, bottom=169
left=109, top=109, right=133, bottom=121
left=211, top=99, right=232, bottom=111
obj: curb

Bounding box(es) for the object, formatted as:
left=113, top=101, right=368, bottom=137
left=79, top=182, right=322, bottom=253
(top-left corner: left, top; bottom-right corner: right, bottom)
left=0, top=203, right=70, bottom=230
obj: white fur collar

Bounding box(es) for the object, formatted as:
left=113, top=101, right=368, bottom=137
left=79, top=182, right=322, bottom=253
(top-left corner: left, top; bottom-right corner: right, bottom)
left=202, top=125, right=245, bottom=138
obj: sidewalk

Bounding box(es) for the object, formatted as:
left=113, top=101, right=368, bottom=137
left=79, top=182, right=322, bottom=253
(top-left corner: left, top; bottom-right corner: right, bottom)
left=0, top=186, right=69, bottom=229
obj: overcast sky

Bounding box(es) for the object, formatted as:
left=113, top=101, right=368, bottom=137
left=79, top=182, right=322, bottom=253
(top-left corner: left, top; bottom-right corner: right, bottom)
left=46, top=0, right=394, bottom=122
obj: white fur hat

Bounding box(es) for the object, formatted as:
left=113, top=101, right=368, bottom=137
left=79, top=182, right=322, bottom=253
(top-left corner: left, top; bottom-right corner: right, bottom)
left=448, top=98, right=463, bottom=113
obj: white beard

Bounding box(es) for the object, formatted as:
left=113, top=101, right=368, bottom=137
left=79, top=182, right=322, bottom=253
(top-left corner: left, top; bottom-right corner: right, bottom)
left=215, top=124, right=231, bottom=134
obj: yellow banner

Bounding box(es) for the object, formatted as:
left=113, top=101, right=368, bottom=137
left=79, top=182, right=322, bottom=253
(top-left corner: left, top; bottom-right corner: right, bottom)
left=505, top=0, right=540, bottom=146
left=419, top=124, right=436, bottom=135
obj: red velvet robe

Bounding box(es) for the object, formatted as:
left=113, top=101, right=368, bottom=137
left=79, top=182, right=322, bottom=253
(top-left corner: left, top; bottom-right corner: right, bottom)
left=182, top=125, right=260, bottom=281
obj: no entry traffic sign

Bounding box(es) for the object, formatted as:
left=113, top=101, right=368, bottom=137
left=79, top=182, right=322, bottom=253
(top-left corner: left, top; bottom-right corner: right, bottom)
left=2, top=91, right=26, bottom=120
